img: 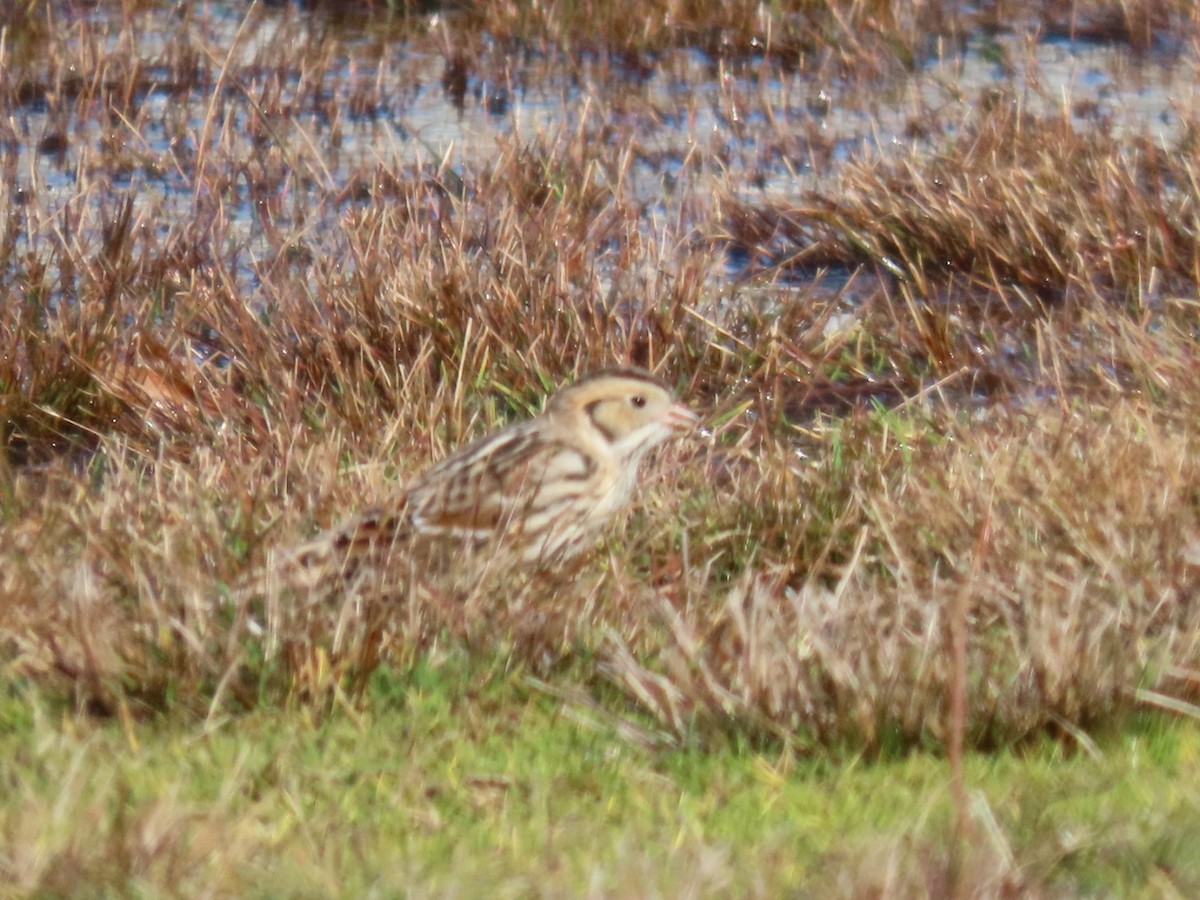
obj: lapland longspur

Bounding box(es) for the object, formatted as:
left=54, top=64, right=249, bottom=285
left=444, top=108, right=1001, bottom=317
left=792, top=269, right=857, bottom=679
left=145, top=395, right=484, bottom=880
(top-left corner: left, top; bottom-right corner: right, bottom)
left=281, top=366, right=697, bottom=586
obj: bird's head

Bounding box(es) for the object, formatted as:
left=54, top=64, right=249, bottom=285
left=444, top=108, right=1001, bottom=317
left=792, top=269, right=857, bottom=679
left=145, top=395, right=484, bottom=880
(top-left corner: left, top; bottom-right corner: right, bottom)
left=548, top=366, right=698, bottom=459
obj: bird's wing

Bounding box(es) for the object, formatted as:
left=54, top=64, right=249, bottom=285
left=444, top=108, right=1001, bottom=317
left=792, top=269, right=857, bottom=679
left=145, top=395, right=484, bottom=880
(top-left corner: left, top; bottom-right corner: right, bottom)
left=406, top=423, right=595, bottom=537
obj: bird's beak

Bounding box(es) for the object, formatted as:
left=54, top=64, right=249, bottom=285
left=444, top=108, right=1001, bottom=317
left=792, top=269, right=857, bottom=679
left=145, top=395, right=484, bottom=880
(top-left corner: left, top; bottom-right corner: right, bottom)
left=667, top=403, right=701, bottom=431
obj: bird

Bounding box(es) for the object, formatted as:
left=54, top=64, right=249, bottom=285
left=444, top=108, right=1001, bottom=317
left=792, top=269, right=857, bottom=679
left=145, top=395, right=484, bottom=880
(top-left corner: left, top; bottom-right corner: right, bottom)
left=275, top=366, right=699, bottom=591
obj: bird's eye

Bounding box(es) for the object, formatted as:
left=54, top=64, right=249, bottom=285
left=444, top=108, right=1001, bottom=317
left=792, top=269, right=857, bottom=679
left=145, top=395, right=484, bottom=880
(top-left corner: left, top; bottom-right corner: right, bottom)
left=630, top=395, right=646, bottom=409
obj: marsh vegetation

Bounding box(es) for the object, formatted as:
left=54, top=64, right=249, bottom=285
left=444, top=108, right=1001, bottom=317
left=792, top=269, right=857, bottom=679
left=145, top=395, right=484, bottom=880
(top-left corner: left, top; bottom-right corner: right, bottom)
left=2, top=0, right=1200, bottom=894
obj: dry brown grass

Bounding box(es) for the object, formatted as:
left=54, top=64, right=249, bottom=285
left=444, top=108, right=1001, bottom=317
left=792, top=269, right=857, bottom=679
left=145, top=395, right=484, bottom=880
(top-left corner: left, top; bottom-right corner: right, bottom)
left=720, top=108, right=1200, bottom=305
left=1, top=0, right=1199, bottom=764
left=609, top=376, right=1200, bottom=749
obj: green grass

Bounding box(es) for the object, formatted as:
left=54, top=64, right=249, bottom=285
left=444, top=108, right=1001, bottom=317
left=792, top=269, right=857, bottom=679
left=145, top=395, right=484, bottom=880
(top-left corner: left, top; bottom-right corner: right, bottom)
left=3, top=665, right=1199, bottom=896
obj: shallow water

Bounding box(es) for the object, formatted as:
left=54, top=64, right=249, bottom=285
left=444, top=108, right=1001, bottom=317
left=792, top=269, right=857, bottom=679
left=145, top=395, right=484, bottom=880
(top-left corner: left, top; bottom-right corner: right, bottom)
left=2, top=1, right=1194, bottom=311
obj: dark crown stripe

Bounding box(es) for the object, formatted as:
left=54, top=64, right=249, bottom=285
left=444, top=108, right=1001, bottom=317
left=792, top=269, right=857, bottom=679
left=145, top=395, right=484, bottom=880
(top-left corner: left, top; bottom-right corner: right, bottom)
left=577, top=365, right=662, bottom=386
